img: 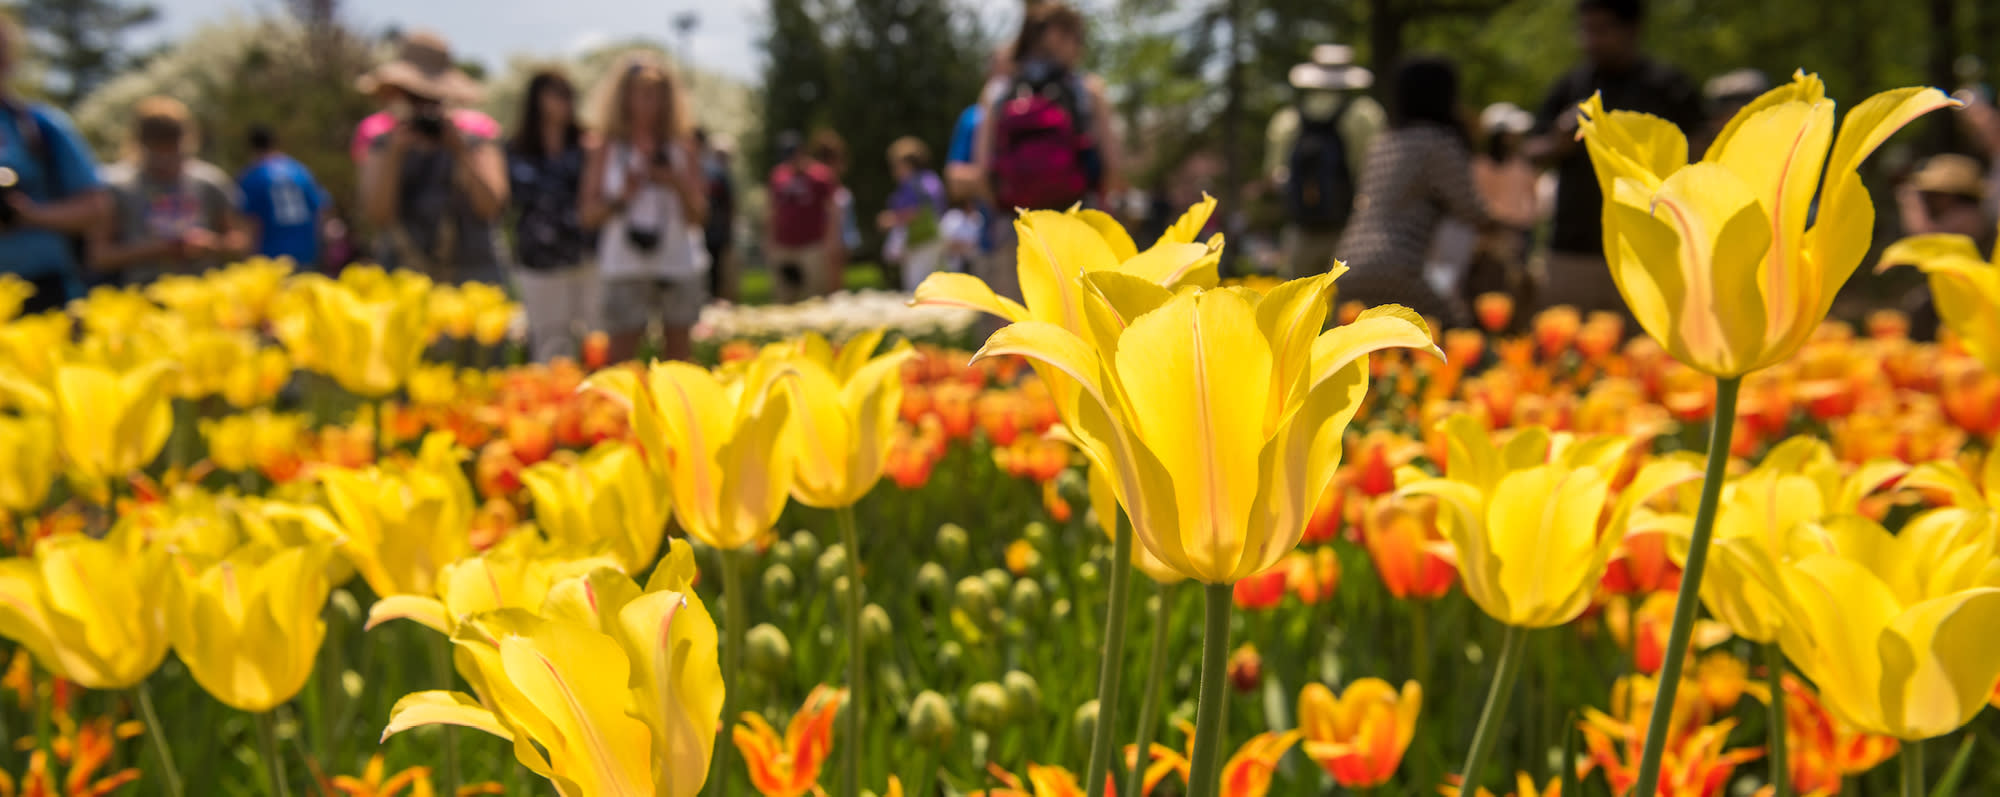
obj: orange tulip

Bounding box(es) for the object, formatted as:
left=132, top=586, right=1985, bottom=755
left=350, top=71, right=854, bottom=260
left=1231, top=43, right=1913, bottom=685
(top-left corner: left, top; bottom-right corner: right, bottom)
left=971, top=763, right=1098, bottom=797
left=1533, top=306, right=1581, bottom=359
left=1127, top=723, right=1298, bottom=797
left=1232, top=561, right=1286, bottom=610
left=1475, top=293, right=1514, bottom=333
left=1285, top=548, right=1340, bottom=606
left=1580, top=712, right=1761, bottom=797
left=1752, top=674, right=1898, bottom=793
left=1300, top=476, right=1348, bottom=545
left=1297, top=679, right=1421, bottom=789
left=1358, top=494, right=1456, bottom=600
left=733, top=685, right=846, bottom=797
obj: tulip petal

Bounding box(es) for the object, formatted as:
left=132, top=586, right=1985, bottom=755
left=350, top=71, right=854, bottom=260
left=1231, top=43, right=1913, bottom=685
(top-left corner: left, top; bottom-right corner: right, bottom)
left=1607, top=164, right=1773, bottom=376
left=1578, top=92, right=1690, bottom=199
left=1313, top=305, right=1441, bottom=385
left=382, top=690, right=514, bottom=742
left=1255, top=273, right=1337, bottom=417
left=1706, top=96, right=1834, bottom=344
left=1704, top=71, right=1826, bottom=162
left=1878, top=588, right=2000, bottom=739
left=498, top=621, right=656, bottom=797
left=1116, top=289, right=1272, bottom=581
left=1115, top=242, right=1215, bottom=287
left=1488, top=465, right=1611, bottom=627
left=1015, top=211, right=1119, bottom=333
left=1072, top=208, right=1139, bottom=261
left=1243, top=358, right=1364, bottom=581
left=618, top=587, right=723, bottom=797
left=365, top=595, right=450, bottom=634
left=1155, top=194, right=1218, bottom=247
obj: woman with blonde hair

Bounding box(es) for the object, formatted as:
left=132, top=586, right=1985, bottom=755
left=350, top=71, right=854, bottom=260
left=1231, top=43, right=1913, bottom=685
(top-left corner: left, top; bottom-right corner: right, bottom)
left=579, top=53, right=709, bottom=362
left=92, top=95, right=249, bottom=285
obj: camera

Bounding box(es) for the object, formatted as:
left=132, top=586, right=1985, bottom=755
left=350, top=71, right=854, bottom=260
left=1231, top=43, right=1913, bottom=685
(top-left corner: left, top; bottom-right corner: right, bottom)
left=411, top=106, right=448, bottom=138
left=0, top=167, right=20, bottom=227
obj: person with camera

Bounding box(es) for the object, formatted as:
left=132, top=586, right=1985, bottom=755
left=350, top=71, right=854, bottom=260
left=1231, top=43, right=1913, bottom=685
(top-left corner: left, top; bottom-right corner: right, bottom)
left=579, top=54, right=708, bottom=363
left=91, top=95, right=248, bottom=286
left=0, top=13, right=111, bottom=314
left=357, top=31, right=510, bottom=285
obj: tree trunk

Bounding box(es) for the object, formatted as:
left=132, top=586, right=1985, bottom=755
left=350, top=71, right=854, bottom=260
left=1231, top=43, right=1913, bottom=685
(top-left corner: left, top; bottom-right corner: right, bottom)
left=1368, top=0, right=1405, bottom=81
left=1930, top=0, right=1959, bottom=151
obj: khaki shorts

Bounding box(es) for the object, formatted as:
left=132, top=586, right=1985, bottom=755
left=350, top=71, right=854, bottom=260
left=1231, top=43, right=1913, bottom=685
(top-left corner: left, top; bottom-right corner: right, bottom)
left=602, top=275, right=706, bottom=332
left=767, top=244, right=832, bottom=304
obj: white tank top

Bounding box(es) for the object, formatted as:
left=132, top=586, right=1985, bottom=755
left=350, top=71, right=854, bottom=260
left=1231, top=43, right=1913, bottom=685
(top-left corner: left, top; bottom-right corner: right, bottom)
left=597, top=142, right=708, bottom=280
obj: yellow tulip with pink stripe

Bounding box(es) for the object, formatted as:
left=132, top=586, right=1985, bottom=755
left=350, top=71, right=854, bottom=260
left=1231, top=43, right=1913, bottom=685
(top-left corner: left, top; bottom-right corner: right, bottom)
left=1579, top=71, right=1956, bottom=377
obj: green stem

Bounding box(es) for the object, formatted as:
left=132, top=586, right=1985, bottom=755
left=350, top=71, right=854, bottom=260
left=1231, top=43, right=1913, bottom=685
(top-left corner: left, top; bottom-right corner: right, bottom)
left=1902, top=738, right=1924, bottom=797
left=837, top=504, right=864, bottom=797
left=1184, top=582, right=1235, bottom=797
left=717, top=547, right=748, bottom=797
left=1766, top=642, right=1789, bottom=797
left=254, top=710, right=293, bottom=797
left=430, top=634, right=460, bottom=795
left=374, top=399, right=390, bottom=461
left=1084, top=518, right=1137, bottom=797
left=1124, top=581, right=1175, bottom=797
left=1631, top=376, right=1740, bottom=797
left=134, top=681, right=184, bottom=797
left=1412, top=599, right=1431, bottom=688
left=1458, top=624, right=1528, bottom=792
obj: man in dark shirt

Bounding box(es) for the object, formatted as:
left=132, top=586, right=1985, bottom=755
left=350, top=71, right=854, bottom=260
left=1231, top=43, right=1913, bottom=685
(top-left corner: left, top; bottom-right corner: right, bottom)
left=1528, top=0, right=1704, bottom=320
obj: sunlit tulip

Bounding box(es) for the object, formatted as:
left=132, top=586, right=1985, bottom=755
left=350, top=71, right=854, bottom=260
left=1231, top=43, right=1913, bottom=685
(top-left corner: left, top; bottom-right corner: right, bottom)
left=1578, top=72, right=1954, bottom=377
left=972, top=763, right=1095, bottom=797
left=1773, top=514, right=2000, bottom=739
left=1880, top=229, right=2000, bottom=372
left=1752, top=673, right=1899, bottom=793
left=365, top=533, right=623, bottom=636
left=1286, top=547, right=1340, bottom=606
left=1897, top=450, right=1999, bottom=531
left=1297, top=679, right=1421, bottom=788
left=0, top=413, right=58, bottom=514
left=520, top=441, right=673, bottom=573
left=200, top=410, right=308, bottom=477
left=0, top=532, right=170, bottom=690
left=168, top=542, right=337, bottom=712
left=0, top=275, right=31, bottom=322
left=979, top=271, right=1438, bottom=583
left=1579, top=712, right=1761, bottom=797
left=275, top=272, right=430, bottom=397
left=588, top=360, right=793, bottom=552
left=1133, top=722, right=1299, bottom=797
left=1088, top=461, right=1184, bottom=585
left=0, top=313, right=73, bottom=396
left=37, top=360, right=175, bottom=495
left=319, top=433, right=476, bottom=598
left=732, top=684, right=845, bottom=797
left=1358, top=493, right=1456, bottom=600
left=1441, top=773, right=1565, bottom=797
left=383, top=541, right=724, bottom=797
left=765, top=329, right=915, bottom=509
left=1402, top=416, right=1693, bottom=628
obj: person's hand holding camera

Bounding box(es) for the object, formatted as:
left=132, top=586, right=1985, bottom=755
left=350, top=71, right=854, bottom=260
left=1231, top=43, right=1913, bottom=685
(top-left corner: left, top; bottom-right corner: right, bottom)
left=176, top=227, right=219, bottom=260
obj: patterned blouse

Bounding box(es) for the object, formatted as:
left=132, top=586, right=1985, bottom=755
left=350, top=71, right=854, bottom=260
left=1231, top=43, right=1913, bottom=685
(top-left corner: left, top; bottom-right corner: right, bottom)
left=506, top=143, right=589, bottom=271
left=1332, top=123, right=1489, bottom=326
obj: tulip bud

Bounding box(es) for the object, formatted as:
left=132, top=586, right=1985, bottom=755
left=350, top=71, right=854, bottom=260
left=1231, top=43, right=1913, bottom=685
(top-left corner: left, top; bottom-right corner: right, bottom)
left=762, top=563, right=797, bottom=602
left=861, top=604, right=892, bottom=649
left=1072, top=700, right=1099, bottom=745
left=915, top=562, right=950, bottom=606
left=954, top=577, right=994, bottom=624
left=936, top=523, right=969, bottom=568
left=1022, top=520, right=1052, bottom=548
left=1009, top=579, right=1045, bottom=622
left=1051, top=597, right=1072, bottom=621
left=1003, top=670, right=1041, bottom=718
left=965, top=681, right=1010, bottom=733
left=1228, top=644, right=1262, bottom=693
left=817, top=544, right=848, bottom=585
left=981, top=567, right=1012, bottom=597
left=746, top=623, right=791, bottom=677
left=767, top=539, right=797, bottom=570
left=910, top=689, right=957, bottom=749
left=1077, top=561, right=1101, bottom=588
left=937, top=641, right=965, bottom=677
left=1054, top=468, right=1088, bottom=505
left=831, top=575, right=853, bottom=608
left=790, top=530, right=822, bottom=566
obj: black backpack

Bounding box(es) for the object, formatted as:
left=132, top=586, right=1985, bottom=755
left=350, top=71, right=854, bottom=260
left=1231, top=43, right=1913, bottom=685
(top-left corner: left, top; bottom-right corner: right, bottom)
left=1283, top=100, right=1356, bottom=233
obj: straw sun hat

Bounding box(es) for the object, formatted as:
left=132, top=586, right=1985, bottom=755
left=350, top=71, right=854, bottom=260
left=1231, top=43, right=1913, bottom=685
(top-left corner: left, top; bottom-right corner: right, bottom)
left=356, top=30, right=484, bottom=104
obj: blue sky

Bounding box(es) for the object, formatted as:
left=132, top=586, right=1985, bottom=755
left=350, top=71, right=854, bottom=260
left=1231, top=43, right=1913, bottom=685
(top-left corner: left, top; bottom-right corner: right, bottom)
left=143, top=0, right=769, bottom=81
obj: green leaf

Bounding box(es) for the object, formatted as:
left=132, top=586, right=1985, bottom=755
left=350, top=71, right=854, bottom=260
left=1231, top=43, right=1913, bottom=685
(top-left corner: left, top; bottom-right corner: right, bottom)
left=1562, top=712, right=1582, bottom=797
left=1929, top=734, right=1977, bottom=797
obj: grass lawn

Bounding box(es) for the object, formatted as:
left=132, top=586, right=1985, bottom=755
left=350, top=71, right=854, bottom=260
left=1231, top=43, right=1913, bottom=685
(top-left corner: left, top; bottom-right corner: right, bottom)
left=736, top=261, right=890, bottom=305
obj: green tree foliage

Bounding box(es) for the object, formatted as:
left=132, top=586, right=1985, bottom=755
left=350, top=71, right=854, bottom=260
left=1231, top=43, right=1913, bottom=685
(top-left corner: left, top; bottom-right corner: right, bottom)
left=8, top=0, right=159, bottom=106
left=758, top=0, right=834, bottom=173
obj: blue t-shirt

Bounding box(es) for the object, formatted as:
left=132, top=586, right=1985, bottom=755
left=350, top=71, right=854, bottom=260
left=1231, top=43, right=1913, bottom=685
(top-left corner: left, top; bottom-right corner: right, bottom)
left=0, top=104, right=103, bottom=297
left=237, top=153, right=327, bottom=266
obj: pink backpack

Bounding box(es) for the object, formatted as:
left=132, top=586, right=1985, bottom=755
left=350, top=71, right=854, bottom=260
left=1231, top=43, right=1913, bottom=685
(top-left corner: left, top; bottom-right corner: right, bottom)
left=992, top=74, right=1092, bottom=211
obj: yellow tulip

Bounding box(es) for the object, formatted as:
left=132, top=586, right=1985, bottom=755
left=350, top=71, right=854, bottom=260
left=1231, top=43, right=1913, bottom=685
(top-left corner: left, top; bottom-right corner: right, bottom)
left=1087, top=460, right=1183, bottom=585
left=0, top=313, right=73, bottom=396
left=0, top=413, right=58, bottom=514
left=275, top=272, right=430, bottom=397
left=1578, top=72, right=1955, bottom=376
left=47, top=359, right=175, bottom=494
left=168, top=542, right=337, bottom=712
left=1897, top=444, right=2000, bottom=533
left=319, top=433, right=476, bottom=597
left=1671, top=437, right=1906, bottom=642
left=589, top=362, right=793, bottom=552
left=0, top=274, right=30, bottom=322
left=200, top=410, right=309, bottom=474
left=109, top=483, right=250, bottom=560
left=1775, top=514, right=2000, bottom=739
left=219, top=345, right=292, bottom=410
left=68, top=286, right=159, bottom=340
left=366, top=533, right=623, bottom=636
left=766, top=329, right=915, bottom=509
left=383, top=540, right=724, bottom=797
left=978, top=271, right=1438, bottom=583
left=519, top=440, right=671, bottom=575
left=0, top=532, right=171, bottom=689
left=1880, top=229, right=2000, bottom=372
left=1401, top=415, right=1695, bottom=628
left=146, top=259, right=294, bottom=330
